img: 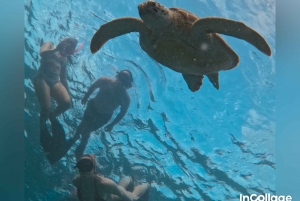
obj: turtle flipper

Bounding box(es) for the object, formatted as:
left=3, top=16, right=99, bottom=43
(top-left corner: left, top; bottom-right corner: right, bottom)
left=182, top=74, right=204, bottom=92
left=90, top=17, right=147, bottom=54
left=206, top=72, right=220, bottom=90
left=192, top=17, right=272, bottom=56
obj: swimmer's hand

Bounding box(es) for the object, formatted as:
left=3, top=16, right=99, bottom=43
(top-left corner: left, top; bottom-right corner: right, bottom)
left=104, top=124, right=114, bottom=132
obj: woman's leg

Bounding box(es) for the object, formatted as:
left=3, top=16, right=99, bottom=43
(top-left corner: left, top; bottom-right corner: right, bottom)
left=49, top=83, right=70, bottom=154
left=51, top=82, right=71, bottom=118
left=34, top=77, right=52, bottom=130
left=34, top=77, right=54, bottom=151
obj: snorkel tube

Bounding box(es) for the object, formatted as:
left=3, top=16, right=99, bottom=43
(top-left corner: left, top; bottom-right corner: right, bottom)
left=74, top=42, right=84, bottom=54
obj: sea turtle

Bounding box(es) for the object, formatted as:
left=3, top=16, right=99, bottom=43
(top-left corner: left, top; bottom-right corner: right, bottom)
left=90, top=1, right=272, bottom=92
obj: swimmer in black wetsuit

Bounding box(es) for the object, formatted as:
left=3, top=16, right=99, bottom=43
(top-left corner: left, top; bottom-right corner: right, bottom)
left=74, top=70, right=133, bottom=160
left=34, top=37, right=80, bottom=164
left=73, top=154, right=150, bottom=201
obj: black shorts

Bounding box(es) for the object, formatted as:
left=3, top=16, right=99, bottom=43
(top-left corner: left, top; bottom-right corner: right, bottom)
left=82, top=99, right=113, bottom=132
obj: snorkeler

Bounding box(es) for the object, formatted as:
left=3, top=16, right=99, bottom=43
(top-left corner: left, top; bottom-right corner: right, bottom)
left=74, top=70, right=133, bottom=160
left=73, top=154, right=150, bottom=201
left=34, top=37, right=83, bottom=164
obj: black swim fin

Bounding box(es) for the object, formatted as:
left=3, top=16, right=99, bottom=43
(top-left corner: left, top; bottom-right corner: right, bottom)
left=46, top=118, right=76, bottom=165
left=46, top=138, right=77, bottom=165
left=50, top=117, right=66, bottom=146
left=40, top=122, right=54, bottom=152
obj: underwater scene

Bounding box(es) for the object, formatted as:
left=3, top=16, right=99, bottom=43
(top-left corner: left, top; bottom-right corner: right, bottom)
left=24, top=0, right=275, bottom=200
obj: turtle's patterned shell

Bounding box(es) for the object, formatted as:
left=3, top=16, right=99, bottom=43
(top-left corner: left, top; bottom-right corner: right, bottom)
left=91, top=1, right=271, bottom=92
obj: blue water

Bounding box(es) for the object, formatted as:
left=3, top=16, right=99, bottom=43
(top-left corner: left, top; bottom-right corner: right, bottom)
left=24, top=0, right=275, bottom=200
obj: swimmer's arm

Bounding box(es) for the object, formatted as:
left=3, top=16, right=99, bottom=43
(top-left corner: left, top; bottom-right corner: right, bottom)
left=110, top=92, right=130, bottom=126
left=40, top=41, right=57, bottom=57
left=82, top=77, right=107, bottom=102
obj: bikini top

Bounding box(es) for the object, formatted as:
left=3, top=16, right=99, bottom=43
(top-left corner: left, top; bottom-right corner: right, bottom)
left=77, top=174, right=106, bottom=201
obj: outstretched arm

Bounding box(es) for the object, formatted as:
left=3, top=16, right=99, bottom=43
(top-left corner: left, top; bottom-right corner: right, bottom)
left=105, top=92, right=130, bottom=132
left=40, top=42, right=57, bottom=57
left=81, top=78, right=105, bottom=105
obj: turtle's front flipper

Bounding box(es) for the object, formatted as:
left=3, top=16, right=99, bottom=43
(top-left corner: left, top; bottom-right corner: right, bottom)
left=90, top=18, right=147, bottom=53
left=192, top=18, right=272, bottom=56
left=182, top=74, right=204, bottom=92
left=206, top=72, right=220, bottom=90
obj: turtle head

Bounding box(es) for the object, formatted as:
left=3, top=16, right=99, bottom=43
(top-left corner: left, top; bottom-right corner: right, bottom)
left=138, top=1, right=171, bottom=30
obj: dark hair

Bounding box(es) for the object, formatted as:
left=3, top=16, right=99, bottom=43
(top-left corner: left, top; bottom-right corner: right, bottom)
left=75, top=155, right=96, bottom=173
left=60, top=38, right=78, bottom=55
left=116, top=70, right=133, bottom=89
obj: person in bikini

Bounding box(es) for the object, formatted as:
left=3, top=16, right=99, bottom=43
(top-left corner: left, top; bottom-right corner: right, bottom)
left=74, top=70, right=133, bottom=160
left=34, top=37, right=83, bottom=163
left=73, top=154, right=150, bottom=201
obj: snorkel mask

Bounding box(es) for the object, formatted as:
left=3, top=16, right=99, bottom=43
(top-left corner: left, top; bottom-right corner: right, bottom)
left=117, top=70, right=133, bottom=89
left=62, top=38, right=84, bottom=55
left=75, top=154, right=97, bottom=173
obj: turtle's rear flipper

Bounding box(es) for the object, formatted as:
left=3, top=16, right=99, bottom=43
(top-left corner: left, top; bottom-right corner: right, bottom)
left=192, top=17, right=272, bottom=56
left=182, top=74, right=204, bottom=92
left=90, top=18, right=146, bottom=54
left=206, top=72, right=220, bottom=90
